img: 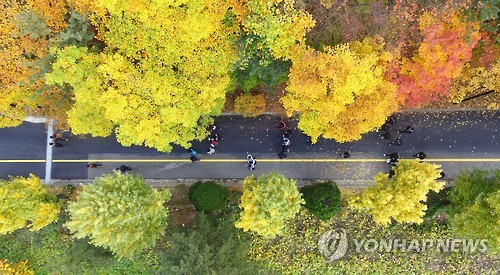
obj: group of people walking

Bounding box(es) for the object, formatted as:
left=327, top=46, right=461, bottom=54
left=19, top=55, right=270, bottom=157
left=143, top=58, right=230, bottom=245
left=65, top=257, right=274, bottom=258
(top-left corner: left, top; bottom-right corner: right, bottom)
left=79, top=117, right=435, bottom=173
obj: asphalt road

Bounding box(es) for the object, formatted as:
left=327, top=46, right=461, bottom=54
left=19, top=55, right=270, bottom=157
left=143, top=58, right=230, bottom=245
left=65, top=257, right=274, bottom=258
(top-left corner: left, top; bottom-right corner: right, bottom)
left=0, top=110, right=498, bottom=181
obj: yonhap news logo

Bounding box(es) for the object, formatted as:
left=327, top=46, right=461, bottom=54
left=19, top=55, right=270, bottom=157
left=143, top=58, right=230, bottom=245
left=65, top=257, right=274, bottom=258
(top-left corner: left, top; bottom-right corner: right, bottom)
left=318, top=228, right=348, bottom=262
left=318, top=228, right=489, bottom=262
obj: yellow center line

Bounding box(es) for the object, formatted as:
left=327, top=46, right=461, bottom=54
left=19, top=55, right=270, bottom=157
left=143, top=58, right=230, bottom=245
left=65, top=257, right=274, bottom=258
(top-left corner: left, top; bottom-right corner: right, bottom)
left=0, top=159, right=499, bottom=163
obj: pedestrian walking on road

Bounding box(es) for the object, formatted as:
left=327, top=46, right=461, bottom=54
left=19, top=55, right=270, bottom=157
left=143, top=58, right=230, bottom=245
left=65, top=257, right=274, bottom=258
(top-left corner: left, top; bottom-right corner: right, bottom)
left=49, top=142, right=64, bottom=147
left=379, top=123, right=390, bottom=132
left=278, top=150, right=287, bottom=159
left=246, top=154, right=257, bottom=170
left=389, top=138, right=403, bottom=146
left=282, top=137, right=291, bottom=147
left=388, top=170, right=396, bottom=178
left=116, top=165, right=132, bottom=172
left=386, top=115, right=397, bottom=125
left=277, top=120, right=287, bottom=131
left=380, top=131, right=391, bottom=140
left=413, top=151, right=427, bottom=160
left=383, top=152, right=400, bottom=160
left=399, top=126, right=414, bottom=134
left=87, top=163, right=102, bottom=168
left=387, top=157, right=398, bottom=166
left=189, top=148, right=200, bottom=162
left=50, top=133, right=68, bottom=141
left=438, top=171, right=445, bottom=179
left=282, top=130, right=292, bottom=139
left=207, top=145, right=216, bottom=155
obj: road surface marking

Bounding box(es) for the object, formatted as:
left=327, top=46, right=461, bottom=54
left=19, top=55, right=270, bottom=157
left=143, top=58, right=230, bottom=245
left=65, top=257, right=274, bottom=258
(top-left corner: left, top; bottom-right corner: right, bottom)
left=0, top=159, right=499, bottom=163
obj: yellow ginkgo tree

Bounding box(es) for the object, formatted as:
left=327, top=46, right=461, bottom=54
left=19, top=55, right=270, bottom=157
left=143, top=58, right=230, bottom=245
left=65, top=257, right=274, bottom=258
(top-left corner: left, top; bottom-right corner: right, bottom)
left=0, top=174, right=60, bottom=235
left=235, top=173, right=304, bottom=238
left=348, top=160, right=444, bottom=226
left=282, top=39, right=398, bottom=143
left=46, top=0, right=236, bottom=152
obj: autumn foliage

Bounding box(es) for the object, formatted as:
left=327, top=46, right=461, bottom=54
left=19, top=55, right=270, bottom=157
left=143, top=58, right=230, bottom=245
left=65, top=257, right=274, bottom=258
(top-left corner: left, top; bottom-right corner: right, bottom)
left=282, top=39, right=398, bottom=143
left=234, top=94, right=267, bottom=117
left=46, top=0, right=236, bottom=152
left=393, top=11, right=480, bottom=108
left=235, top=173, right=304, bottom=238
left=349, top=160, right=444, bottom=226
left=0, top=175, right=60, bottom=235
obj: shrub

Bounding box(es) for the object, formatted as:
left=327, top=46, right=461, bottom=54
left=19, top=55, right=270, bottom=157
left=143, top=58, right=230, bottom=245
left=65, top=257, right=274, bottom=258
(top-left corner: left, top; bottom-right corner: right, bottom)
left=189, top=181, right=229, bottom=211
left=300, top=182, right=342, bottom=220
left=234, top=94, right=266, bottom=117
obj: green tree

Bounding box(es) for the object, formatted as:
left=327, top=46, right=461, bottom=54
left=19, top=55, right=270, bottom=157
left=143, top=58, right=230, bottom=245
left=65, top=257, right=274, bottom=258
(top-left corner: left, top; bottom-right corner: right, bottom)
left=301, top=182, right=342, bottom=220
left=188, top=181, right=229, bottom=212
left=448, top=170, right=500, bottom=253
left=46, top=0, right=236, bottom=152
left=349, top=160, right=443, bottom=226
left=0, top=174, right=60, bottom=235
left=235, top=173, right=304, bottom=238
left=156, top=213, right=265, bottom=274
left=65, top=172, right=171, bottom=259
left=231, top=34, right=291, bottom=92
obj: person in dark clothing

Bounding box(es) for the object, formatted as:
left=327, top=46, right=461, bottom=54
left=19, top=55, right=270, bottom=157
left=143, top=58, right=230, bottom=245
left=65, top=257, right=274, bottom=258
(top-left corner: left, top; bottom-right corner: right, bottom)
left=389, top=138, right=403, bottom=146
left=189, top=148, right=199, bottom=162
left=283, top=130, right=292, bottom=138
left=87, top=163, right=102, bottom=168
left=49, top=142, right=64, bottom=147
left=438, top=171, right=445, bottom=179
left=278, top=151, right=288, bottom=159
left=380, top=131, right=391, bottom=140
left=386, top=115, right=397, bottom=125
left=116, top=165, right=132, bottom=172
left=380, top=123, right=390, bottom=132
left=383, top=152, right=400, bottom=159
left=277, top=120, right=287, bottom=130
left=388, top=157, right=398, bottom=166
left=190, top=155, right=199, bottom=162
left=281, top=144, right=289, bottom=153
left=388, top=170, right=396, bottom=178
left=342, top=151, right=351, bottom=158
left=50, top=133, right=68, bottom=141
left=413, top=152, right=427, bottom=160
left=399, top=126, right=414, bottom=134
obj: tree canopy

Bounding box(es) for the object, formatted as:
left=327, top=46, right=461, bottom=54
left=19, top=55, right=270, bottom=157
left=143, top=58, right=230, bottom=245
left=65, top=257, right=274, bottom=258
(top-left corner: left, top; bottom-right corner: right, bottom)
left=448, top=169, right=499, bottom=253
left=65, top=172, right=171, bottom=259
left=157, top=213, right=265, bottom=274
left=348, top=160, right=444, bottom=226
left=394, top=11, right=480, bottom=107
left=282, top=39, right=398, bottom=143
left=235, top=173, right=304, bottom=238
left=45, top=0, right=236, bottom=152
left=0, top=174, right=60, bottom=235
